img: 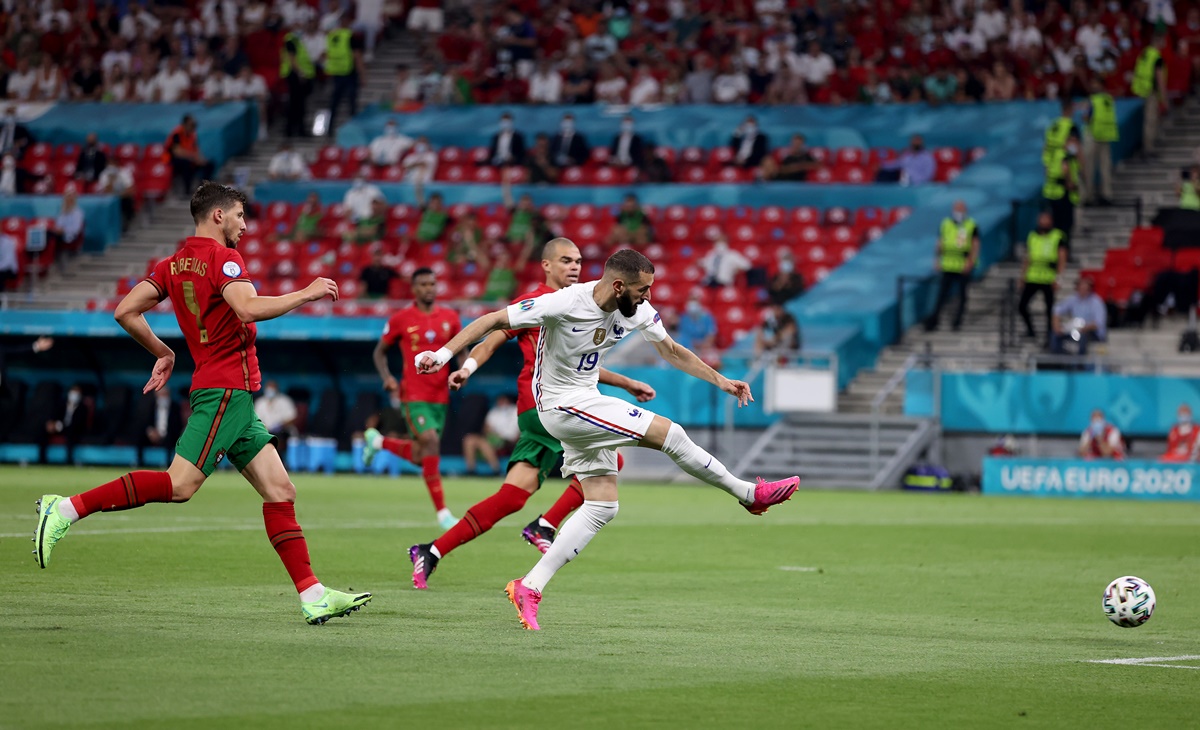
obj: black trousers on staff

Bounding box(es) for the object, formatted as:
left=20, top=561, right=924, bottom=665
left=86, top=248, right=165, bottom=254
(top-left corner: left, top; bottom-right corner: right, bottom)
left=1018, top=282, right=1055, bottom=339
left=925, top=271, right=970, bottom=331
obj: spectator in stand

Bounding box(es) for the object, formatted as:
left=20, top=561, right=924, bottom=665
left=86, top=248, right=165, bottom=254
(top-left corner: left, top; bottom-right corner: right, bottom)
left=285, top=191, right=324, bottom=241
left=594, top=61, right=628, bottom=105
left=1083, top=78, right=1118, bottom=206
left=609, top=115, right=646, bottom=172
left=729, top=115, right=769, bottom=169
left=1161, top=404, right=1199, bottom=463
left=488, top=112, right=526, bottom=167
left=859, top=67, right=894, bottom=105
left=136, top=388, right=181, bottom=467
left=187, top=43, right=216, bottom=86
left=797, top=41, right=835, bottom=98
left=392, top=64, right=421, bottom=109
left=876, top=134, right=935, bottom=186
left=102, top=66, right=132, bottom=102
left=562, top=55, right=595, bottom=104
left=607, top=193, right=653, bottom=246
left=154, top=55, right=192, bottom=103
left=227, top=66, right=270, bottom=141
left=1050, top=277, right=1107, bottom=356
left=1079, top=409, right=1125, bottom=460
left=500, top=171, right=547, bottom=258
left=661, top=65, right=687, bottom=104
left=254, top=380, right=298, bottom=457
left=407, top=0, right=444, bottom=34
left=526, top=133, right=559, bottom=184
left=70, top=55, right=104, bottom=101
left=96, top=162, right=136, bottom=231
left=326, top=12, right=365, bottom=135
left=7, top=57, right=37, bottom=100
left=166, top=115, right=214, bottom=198
left=974, top=0, right=1007, bottom=42
left=51, top=185, right=85, bottom=263
left=674, top=294, right=718, bottom=352
left=462, top=394, right=519, bottom=476
left=348, top=196, right=387, bottom=244
left=1178, top=164, right=1200, bottom=210
left=527, top=58, right=563, bottom=104
left=550, top=112, right=589, bottom=168
left=368, top=120, right=413, bottom=167
left=628, top=65, right=661, bottom=105
left=267, top=141, right=311, bottom=181
left=484, top=246, right=519, bottom=301
left=132, top=65, right=159, bottom=103
left=31, top=55, right=63, bottom=101
left=760, top=133, right=819, bottom=181
left=755, top=301, right=801, bottom=358
left=1018, top=211, right=1067, bottom=341
left=447, top=210, right=485, bottom=264
left=75, top=133, right=108, bottom=186
left=700, top=235, right=751, bottom=288
left=343, top=169, right=384, bottom=225
left=39, top=382, right=94, bottom=466
left=1132, top=33, right=1168, bottom=159
left=925, top=201, right=980, bottom=332
left=1009, top=12, right=1042, bottom=54
left=683, top=53, right=715, bottom=103
left=923, top=67, right=958, bottom=105
left=0, top=106, right=32, bottom=161
left=767, top=251, right=805, bottom=304
left=407, top=189, right=451, bottom=244
left=712, top=57, right=750, bottom=104
left=360, top=247, right=398, bottom=299
left=0, top=230, right=18, bottom=291
left=100, top=37, right=132, bottom=80
left=402, top=137, right=437, bottom=184
left=0, top=153, right=41, bottom=196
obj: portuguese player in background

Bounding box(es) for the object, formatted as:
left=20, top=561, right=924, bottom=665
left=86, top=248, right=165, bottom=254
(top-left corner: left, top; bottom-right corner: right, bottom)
left=31, top=182, right=372, bottom=625
left=407, top=238, right=655, bottom=589
left=363, top=267, right=463, bottom=529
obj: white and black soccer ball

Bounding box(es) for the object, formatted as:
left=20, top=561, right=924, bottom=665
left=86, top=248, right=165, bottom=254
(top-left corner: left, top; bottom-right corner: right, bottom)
left=1102, top=576, right=1156, bottom=628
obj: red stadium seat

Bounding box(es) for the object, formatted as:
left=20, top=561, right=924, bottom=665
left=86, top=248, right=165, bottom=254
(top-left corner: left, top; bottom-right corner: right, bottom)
left=589, top=147, right=610, bottom=166
left=26, top=142, right=52, bottom=161
left=318, top=146, right=344, bottom=163
left=824, top=207, right=850, bottom=226
left=55, top=143, right=80, bottom=160
left=808, top=147, right=830, bottom=164
left=835, top=147, right=866, bottom=165
left=113, top=143, right=141, bottom=163
left=758, top=206, right=786, bottom=224
left=679, top=165, right=707, bottom=183
left=439, top=164, right=467, bottom=182
left=1128, top=227, right=1164, bottom=252
left=968, top=146, right=987, bottom=163
left=716, top=167, right=751, bottom=183
left=438, top=146, right=466, bottom=164
left=654, top=146, right=676, bottom=165
left=829, top=225, right=859, bottom=246
left=144, top=143, right=165, bottom=161
left=696, top=222, right=723, bottom=242
left=347, top=146, right=370, bottom=165
left=869, top=148, right=897, bottom=166
left=854, top=207, right=884, bottom=226
left=541, top=203, right=567, bottom=222
left=664, top=222, right=694, bottom=243
left=791, top=207, right=819, bottom=225
left=934, top=147, right=963, bottom=166
left=1174, top=249, right=1200, bottom=272
left=662, top=204, right=690, bottom=223
left=680, top=146, right=704, bottom=165
left=809, top=167, right=833, bottom=183
left=707, top=147, right=734, bottom=169
left=562, top=220, right=604, bottom=244
left=469, top=147, right=489, bottom=164
left=695, top=205, right=723, bottom=224
left=832, top=164, right=868, bottom=184
left=889, top=207, right=913, bottom=224
left=568, top=204, right=599, bottom=221
left=729, top=223, right=757, bottom=246
left=473, top=166, right=498, bottom=183
left=593, top=166, right=618, bottom=184
left=794, top=224, right=824, bottom=246
left=935, top=164, right=962, bottom=182
left=141, top=162, right=171, bottom=201
left=561, top=166, right=591, bottom=185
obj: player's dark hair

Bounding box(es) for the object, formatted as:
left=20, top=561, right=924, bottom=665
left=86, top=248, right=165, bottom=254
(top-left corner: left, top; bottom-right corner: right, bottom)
left=190, top=181, right=248, bottom=224
left=605, top=249, right=655, bottom=280
left=412, top=267, right=435, bottom=283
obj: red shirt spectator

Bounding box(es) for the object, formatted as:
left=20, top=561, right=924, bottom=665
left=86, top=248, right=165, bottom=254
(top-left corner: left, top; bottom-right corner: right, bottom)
left=855, top=16, right=886, bottom=62
left=1163, top=406, right=1200, bottom=463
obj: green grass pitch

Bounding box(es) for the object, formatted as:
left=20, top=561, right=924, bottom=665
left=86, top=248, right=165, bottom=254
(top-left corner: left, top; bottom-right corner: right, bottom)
left=2, top=466, right=1199, bottom=729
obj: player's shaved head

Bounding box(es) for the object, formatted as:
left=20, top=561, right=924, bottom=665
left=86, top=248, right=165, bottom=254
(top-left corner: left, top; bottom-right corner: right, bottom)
left=542, top=237, right=581, bottom=290
left=541, top=237, right=577, bottom=261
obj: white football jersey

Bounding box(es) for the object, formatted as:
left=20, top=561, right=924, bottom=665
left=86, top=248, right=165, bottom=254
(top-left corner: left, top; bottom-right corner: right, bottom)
left=506, top=280, right=668, bottom=410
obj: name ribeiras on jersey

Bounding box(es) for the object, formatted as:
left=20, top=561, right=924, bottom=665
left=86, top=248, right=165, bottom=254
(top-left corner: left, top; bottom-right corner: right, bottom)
left=171, top=257, right=208, bottom=277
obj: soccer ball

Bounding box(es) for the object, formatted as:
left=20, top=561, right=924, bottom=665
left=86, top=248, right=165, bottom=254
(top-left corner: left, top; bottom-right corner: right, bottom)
left=1102, top=576, right=1156, bottom=628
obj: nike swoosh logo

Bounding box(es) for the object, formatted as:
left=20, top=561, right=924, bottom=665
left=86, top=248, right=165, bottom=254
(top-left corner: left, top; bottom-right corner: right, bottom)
left=571, top=327, right=588, bottom=332
left=310, top=602, right=329, bottom=609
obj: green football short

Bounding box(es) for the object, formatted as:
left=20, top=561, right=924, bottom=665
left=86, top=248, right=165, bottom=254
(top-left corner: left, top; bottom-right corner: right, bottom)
left=507, top=409, right=564, bottom=487
left=175, top=388, right=276, bottom=477
left=404, top=401, right=447, bottom=437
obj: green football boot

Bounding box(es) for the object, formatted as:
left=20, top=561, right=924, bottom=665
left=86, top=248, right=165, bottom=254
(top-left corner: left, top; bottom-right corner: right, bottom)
left=33, top=494, right=73, bottom=569
left=301, top=588, right=373, bottom=625
left=362, top=428, right=382, bottom=467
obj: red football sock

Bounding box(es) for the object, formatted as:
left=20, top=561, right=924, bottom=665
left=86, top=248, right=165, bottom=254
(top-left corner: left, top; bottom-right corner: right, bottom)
left=263, top=502, right=319, bottom=594
left=421, top=455, right=446, bottom=511
left=433, top=483, right=530, bottom=557
left=70, top=471, right=173, bottom=519
left=542, top=453, right=623, bottom=529
left=381, top=437, right=414, bottom=461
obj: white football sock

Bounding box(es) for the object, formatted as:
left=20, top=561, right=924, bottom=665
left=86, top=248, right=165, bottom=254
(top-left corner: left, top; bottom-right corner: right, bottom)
left=299, top=582, right=326, bottom=602
left=522, top=500, right=618, bottom=593
left=57, top=498, right=80, bottom=523
left=660, top=423, right=755, bottom=504
left=429, top=545, right=442, bottom=559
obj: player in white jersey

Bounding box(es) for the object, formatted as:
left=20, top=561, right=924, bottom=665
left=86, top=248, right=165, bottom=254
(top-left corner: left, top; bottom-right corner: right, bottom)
left=417, top=249, right=800, bottom=630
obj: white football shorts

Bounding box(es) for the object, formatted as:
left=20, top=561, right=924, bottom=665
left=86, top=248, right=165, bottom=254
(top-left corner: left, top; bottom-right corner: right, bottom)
left=541, top=392, right=656, bottom=480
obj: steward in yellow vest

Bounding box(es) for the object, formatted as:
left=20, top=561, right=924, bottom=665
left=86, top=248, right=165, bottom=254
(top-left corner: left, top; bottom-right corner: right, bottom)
left=925, top=201, right=981, bottom=332
left=1018, top=211, right=1068, bottom=340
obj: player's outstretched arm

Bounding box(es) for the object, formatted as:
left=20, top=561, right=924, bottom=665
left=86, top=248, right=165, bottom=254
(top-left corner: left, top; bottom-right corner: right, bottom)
left=416, top=309, right=511, bottom=373
left=223, top=278, right=338, bottom=324
left=599, top=368, right=656, bottom=402
left=651, top=334, right=754, bottom=407
left=448, top=329, right=509, bottom=390
left=114, top=280, right=175, bottom=393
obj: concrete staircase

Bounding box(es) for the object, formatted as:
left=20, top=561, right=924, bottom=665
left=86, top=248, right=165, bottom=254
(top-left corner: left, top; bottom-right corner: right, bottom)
left=839, top=94, right=1200, bottom=416
left=3, top=30, right=420, bottom=312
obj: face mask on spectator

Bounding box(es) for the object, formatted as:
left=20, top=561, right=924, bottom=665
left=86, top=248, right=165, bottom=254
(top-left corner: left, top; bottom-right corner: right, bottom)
left=1179, top=411, right=1193, bottom=425
left=385, top=124, right=397, bottom=137
left=561, top=118, right=574, bottom=133
left=1107, top=1, right=1119, bottom=11
left=952, top=210, right=965, bottom=223
left=264, top=386, right=278, bottom=398
left=686, top=300, right=702, bottom=315
left=1118, top=37, right=1131, bottom=50
left=714, top=240, right=728, bottom=253
left=621, top=121, right=634, bottom=134
left=780, top=259, right=794, bottom=273
left=1061, top=19, right=1073, bottom=31
left=500, top=118, right=513, bottom=132
left=1090, top=418, right=1105, bottom=435
left=67, top=390, right=81, bottom=406
left=743, top=123, right=757, bottom=135
left=352, top=177, right=364, bottom=189
left=414, top=142, right=428, bottom=153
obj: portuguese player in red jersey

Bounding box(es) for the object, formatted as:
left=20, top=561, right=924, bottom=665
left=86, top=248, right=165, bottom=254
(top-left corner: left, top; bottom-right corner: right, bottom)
left=363, top=267, right=463, bottom=529
left=31, top=182, right=372, bottom=625
left=406, top=238, right=655, bottom=589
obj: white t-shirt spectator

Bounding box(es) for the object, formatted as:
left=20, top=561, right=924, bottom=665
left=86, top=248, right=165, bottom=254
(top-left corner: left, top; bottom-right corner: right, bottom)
left=242, top=0, right=268, bottom=27
left=226, top=73, right=269, bottom=100
left=254, top=391, right=297, bottom=433
left=343, top=182, right=384, bottom=222
left=7, top=68, right=37, bottom=100
left=594, top=75, right=628, bottom=104
left=133, top=75, right=158, bottom=102
left=202, top=75, right=232, bottom=102
left=368, top=131, right=414, bottom=166
left=187, top=55, right=213, bottom=84
left=39, top=8, right=71, bottom=30
left=1075, top=23, right=1107, bottom=61
left=154, top=67, right=193, bottom=103
left=101, top=49, right=132, bottom=77
left=974, top=8, right=1007, bottom=41
left=699, top=244, right=751, bottom=287
left=302, top=30, right=327, bottom=66
left=402, top=147, right=437, bottom=184
left=119, top=9, right=161, bottom=40
left=1009, top=22, right=1042, bottom=53
left=527, top=69, right=563, bottom=104
left=279, top=0, right=316, bottom=26
left=268, top=150, right=311, bottom=180
left=97, top=164, right=134, bottom=195
left=712, top=71, right=749, bottom=103
left=485, top=402, right=519, bottom=443
left=796, top=52, right=834, bottom=85
left=395, top=75, right=421, bottom=104
left=628, top=74, right=661, bottom=105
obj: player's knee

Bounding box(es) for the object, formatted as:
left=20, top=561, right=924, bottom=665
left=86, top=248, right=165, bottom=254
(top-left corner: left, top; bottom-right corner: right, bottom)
left=640, top=415, right=674, bottom=451
left=171, top=476, right=203, bottom=502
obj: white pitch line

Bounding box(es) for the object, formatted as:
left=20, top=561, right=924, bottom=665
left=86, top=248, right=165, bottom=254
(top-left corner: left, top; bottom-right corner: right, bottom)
left=1087, top=655, right=1200, bottom=670
left=778, top=566, right=820, bottom=572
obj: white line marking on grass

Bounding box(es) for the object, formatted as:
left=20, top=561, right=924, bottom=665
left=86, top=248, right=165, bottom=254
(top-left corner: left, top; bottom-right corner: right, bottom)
left=0, top=519, right=432, bottom=539
left=778, top=566, right=820, bottom=572
left=1088, top=656, right=1200, bottom=670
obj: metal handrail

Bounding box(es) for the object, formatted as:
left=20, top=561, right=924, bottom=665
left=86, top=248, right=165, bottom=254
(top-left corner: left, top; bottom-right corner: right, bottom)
left=869, top=352, right=920, bottom=472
